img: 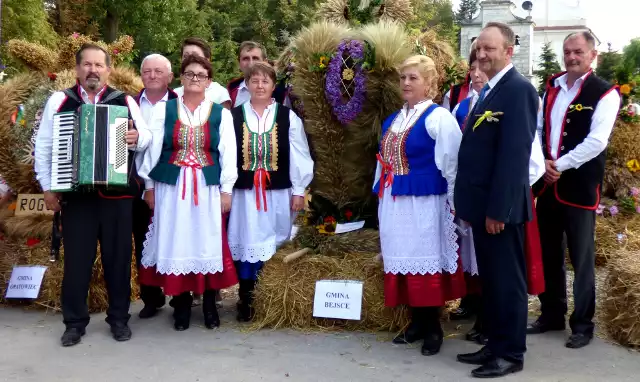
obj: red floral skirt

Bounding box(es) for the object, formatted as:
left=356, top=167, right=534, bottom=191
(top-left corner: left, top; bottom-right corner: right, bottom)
left=138, top=213, right=238, bottom=296
left=384, top=257, right=467, bottom=307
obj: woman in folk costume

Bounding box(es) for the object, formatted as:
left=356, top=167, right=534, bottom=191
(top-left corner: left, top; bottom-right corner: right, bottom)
left=227, top=62, right=313, bottom=322
left=137, top=54, right=239, bottom=331
left=373, top=55, right=465, bottom=356
left=452, top=48, right=547, bottom=345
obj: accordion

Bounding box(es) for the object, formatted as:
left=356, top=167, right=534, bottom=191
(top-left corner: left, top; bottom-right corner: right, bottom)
left=51, top=104, right=130, bottom=192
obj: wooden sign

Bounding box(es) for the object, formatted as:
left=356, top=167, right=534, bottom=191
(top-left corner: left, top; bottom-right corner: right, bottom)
left=15, top=194, right=53, bottom=216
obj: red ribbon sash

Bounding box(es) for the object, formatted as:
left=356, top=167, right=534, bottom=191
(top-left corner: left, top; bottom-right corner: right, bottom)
left=376, top=153, right=393, bottom=199
left=253, top=168, right=271, bottom=211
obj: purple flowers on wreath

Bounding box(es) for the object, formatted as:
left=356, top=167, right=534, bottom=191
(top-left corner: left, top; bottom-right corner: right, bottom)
left=325, top=40, right=367, bottom=125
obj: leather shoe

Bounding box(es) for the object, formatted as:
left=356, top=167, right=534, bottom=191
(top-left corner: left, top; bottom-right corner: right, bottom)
left=449, top=306, right=475, bottom=321
left=471, top=358, right=523, bottom=378
left=392, top=323, right=424, bottom=344
left=465, top=328, right=488, bottom=345
left=565, top=333, right=592, bottom=349
left=526, top=318, right=565, bottom=334
left=61, top=327, right=85, bottom=347
left=110, top=323, right=132, bottom=342
left=421, top=333, right=443, bottom=356
left=138, top=305, right=159, bottom=319
left=457, top=346, right=493, bottom=365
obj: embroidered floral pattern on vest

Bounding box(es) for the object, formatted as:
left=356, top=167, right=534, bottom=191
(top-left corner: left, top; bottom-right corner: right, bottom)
left=171, top=123, right=213, bottom=167
left=380, top=121, right=413, bottom=176
left=241, top=105, right=279, bottom=172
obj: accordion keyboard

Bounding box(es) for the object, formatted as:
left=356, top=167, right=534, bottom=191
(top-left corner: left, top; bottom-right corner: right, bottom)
left=51, top=112, right=77, bottom=192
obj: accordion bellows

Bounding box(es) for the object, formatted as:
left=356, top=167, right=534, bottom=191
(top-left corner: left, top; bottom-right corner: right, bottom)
left=51, top=104, right=129, bottom=192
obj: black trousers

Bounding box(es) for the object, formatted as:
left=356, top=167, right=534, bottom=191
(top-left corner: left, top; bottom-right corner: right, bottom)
left=472, top=222, right=528, bottom=362
left=132, top=196, right=164, bottom=307
left=61, top=194, right=133, bottom=329
left=537, top=192, right=596, bottom=336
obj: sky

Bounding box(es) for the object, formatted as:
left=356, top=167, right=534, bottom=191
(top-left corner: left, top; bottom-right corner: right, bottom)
left=450, top=0, right=639, bottom=51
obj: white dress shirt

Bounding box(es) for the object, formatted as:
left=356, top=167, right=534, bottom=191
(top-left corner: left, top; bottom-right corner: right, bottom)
left=34, top=85, right=151, bottom=192
left=536, top=71, right=621, bottom=172
left=483, top=63, right=514, bottom=99
left=233, top=80, right=293, bottom=108
left=174, top=82, right=231, bottom=105
left=139, top=90, right=169, bottom=122
left=137, top=97, right=238, bottom=194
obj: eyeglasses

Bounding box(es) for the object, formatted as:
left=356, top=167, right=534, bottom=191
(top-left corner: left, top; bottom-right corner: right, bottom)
left=183, top=71, right=209, bottom=81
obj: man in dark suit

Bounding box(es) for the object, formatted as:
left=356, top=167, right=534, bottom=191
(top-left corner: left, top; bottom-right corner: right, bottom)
left=454, top=22, right=539, bottom=378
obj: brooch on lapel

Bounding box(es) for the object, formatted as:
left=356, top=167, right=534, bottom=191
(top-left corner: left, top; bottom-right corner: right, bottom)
left=568, top=103, right=594, bottom=113
left=473, top=111, right=504, bottom=131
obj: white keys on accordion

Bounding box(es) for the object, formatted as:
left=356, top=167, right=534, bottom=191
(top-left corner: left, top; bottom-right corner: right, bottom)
left=51, top=112, right=77, bottom=192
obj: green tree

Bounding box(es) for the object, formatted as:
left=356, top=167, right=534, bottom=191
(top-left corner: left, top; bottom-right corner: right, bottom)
left=407, top=0, right=458, bottom=48
left=621, top=38, right=640, bottom=75
left=2, top=0, right=58, bottom=48
left=534, top=42, right=561, bottom=95
left=455, top=0, right=479, bottom=23
left=596, top=43, right=622, bottom=83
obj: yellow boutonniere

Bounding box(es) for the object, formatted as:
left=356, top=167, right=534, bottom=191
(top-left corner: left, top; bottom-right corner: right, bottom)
left=568, top=104, right=594, bottom=113
left=473, top=111, right=504, bottom=131
left=627, top=159, right=640, bottom=172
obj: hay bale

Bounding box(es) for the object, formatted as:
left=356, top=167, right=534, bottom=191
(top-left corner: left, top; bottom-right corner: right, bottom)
left=603, top=120, right=640, bottom=199
left=603, top=249, right=640, bottom=348
left=251, top=242, right=408, bottom=331
left=0, top=237, right=139, bottom=312
left=595, top=214, right=640, bottom=266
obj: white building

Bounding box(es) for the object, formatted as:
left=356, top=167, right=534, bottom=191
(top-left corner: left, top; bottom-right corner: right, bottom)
left=460, top=0, right=600, bottom=88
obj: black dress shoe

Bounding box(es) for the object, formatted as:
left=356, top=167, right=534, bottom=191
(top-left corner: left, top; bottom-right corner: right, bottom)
left=457, top=346, right=493, bottom=365
left=449, top=306, right=475, bottom=321
left=471, top=358, right=523, bottom=378
left=526, top=318, right=565, bottom=334
left=61, top=327, right=86, bottom=347
left=392, top=322, right=425, bottom=344
left=138, top=305, right=159, bottom=319
left=421, top=333, right=443, bottom=356
left=110, top=323, right=132, bottom=342
left=565, top=333, right=592, bottom=349
left=466, top=328, right=488, bottom=345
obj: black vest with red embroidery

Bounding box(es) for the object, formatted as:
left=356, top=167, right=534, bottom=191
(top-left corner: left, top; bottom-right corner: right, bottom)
left=538, top=72, right=617, bottom=209
left=231, top=104, right=292, bottom=190
left=57, top=84, right=138, bottom=198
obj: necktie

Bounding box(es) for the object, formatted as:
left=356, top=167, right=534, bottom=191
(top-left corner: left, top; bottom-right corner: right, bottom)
left=477, top=83, right=490, bottom=104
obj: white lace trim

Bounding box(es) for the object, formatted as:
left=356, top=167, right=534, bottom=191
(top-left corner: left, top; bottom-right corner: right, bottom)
left=141, top=216, right=224, bottom=275
left=230, top=242, right=276, bottom=263
left=381, top=198, right=459, bottom=275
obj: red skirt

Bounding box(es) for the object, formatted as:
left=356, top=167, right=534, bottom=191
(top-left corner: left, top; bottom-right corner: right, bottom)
left=463, top=191, right=545, bottom=296
left=138, top=213, right=238, bottom=296
left=384, top=257, right=467, bottom=307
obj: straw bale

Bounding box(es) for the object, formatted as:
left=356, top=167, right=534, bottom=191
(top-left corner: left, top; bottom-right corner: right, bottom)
left=250, top=242, right=408, bottom=332
left=603, top=249, right=640, bottom=348
left=595, top=214, right=640, bottom=266
left=6, top=40, right=58, bottom=72
left=412, top=29, right=458, bottom=100
left=0, top=237, right=139, bottom=313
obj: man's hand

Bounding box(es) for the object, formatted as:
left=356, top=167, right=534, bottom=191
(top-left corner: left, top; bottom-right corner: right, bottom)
left=44, top=191, right=61, bottom=212
left=221, top=192, right=232, bottom=214
left=144, top=189, right=155, bottom=210
left=543, top=159, right=561, bottom=184
left=485, top=217, right=505, bottom=235
left=291, top=195, right=304, bottom=212
left=125, top=120, right=138, bottom=145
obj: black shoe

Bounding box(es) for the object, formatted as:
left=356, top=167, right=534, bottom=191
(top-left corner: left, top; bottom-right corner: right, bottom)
left=61, top=327, right=86, bottom=347
left=204, top=312, right=220, bottom=329
left=203, top=290, right=220, bottom=329
left=421, top=333, right=443, bottom=356
left=466, top=328, right=488, bottom=345
left=457, top=346, right=493, bottom=365
left=526, top=318, right=565, bottom=334
left=138, top=305, right=159, bottom=319
left=392, top=321, right=425, bottom=344
left=565, top=333, right=592, bottom=349
left=471, top=358, right=523, bottom=378
left=110, top=323, right=132, bottom=342
left=449, top=306, right=475, bottom=321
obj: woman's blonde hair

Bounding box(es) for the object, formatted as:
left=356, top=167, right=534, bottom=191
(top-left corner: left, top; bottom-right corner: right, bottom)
left=398, top=55, right=439, bottom=100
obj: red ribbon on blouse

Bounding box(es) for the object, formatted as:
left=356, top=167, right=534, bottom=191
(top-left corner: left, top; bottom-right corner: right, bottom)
left=181, top=164, right=202, bottom=206
left=376, top=153, right=393, bottom=199
left=253, top=168, right=271, bottom=211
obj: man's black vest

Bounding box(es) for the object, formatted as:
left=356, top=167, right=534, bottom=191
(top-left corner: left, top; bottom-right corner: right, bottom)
left=535, top=72, right=618, bottom=209
left=57, top=84, right=138, bottom=198
left=231, top=104, right=292, bottom=190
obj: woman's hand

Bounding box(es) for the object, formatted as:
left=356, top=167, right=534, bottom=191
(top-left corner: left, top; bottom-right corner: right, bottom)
left=144, top=189, right=155, bottom=210
left=291, top=195, right=304, bottom=212
left=221, top=192, right=232, bottom=213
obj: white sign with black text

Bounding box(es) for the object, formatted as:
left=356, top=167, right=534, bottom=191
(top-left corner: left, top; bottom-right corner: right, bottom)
left=4, top=266, right=47, bottom=299
left=312, top=280, right=363, bottom=320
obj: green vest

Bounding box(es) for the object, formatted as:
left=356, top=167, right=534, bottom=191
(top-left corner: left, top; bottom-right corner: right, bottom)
left=149, top=99, right=222, bottom=186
